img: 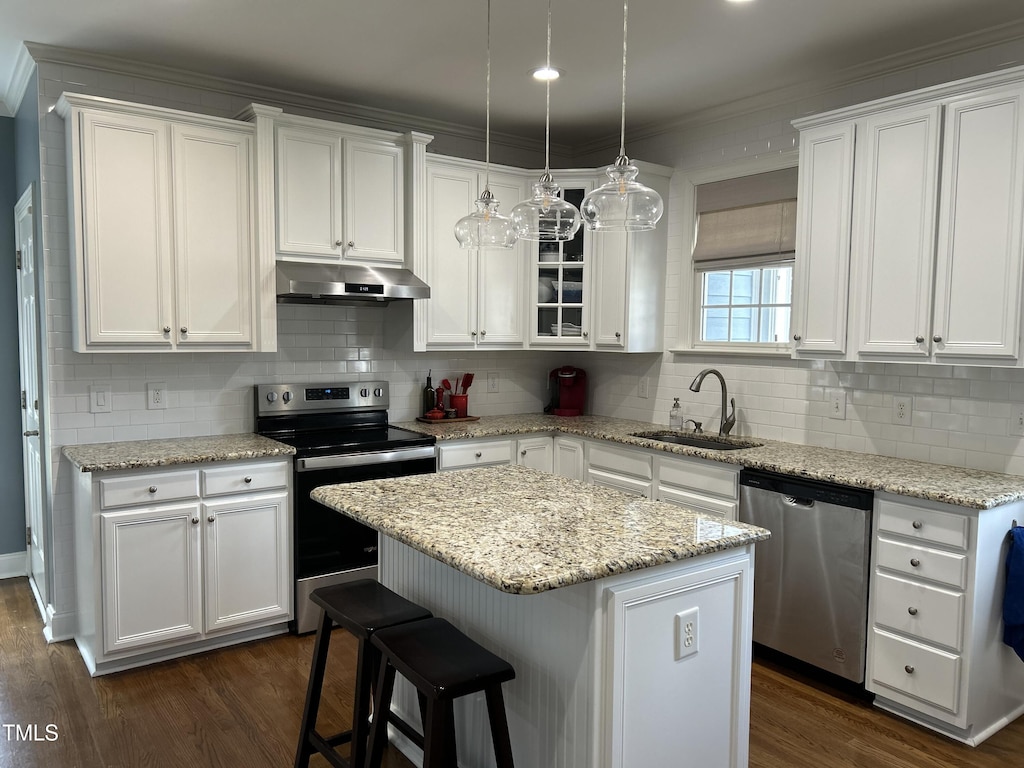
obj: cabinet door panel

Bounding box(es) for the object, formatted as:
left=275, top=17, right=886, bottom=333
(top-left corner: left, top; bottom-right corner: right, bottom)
left=553, top=437, right=585, bottom=481
left=80, top=111, right=173, bottom=347
left=424, top=164, right=477, bottom=345
left=477, top=172, right=526, bottom=344
left=516, top=437, right=553, bottom=472
left=594, top=231, right=628, bottom=347
left=792, top=123, right=855, bottom=356
left=933, top=85, right=1024, bottom=361
left=172, top=124, right=254, bottom=346
left=203, top=492, right=290, bottom=633
left=101, top=504, right=202, bottom=653
left=344, top=140, right=404, bottom=263
left=852, top=106, right=941, bottom=357
left=276, top=126, right=343, bottom=257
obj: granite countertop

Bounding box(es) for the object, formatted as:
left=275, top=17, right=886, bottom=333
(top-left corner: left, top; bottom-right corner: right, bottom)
left=62, top=433, right=295, bottom=472
left=394, top=414, right=1024, bottom=510
left=312, top=464, right=770, bottom=595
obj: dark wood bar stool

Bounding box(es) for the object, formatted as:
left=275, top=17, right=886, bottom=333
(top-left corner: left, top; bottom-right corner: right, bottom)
left=365, top=617, right=516, bottom=768
left=293, top=579, right=433, bottom=768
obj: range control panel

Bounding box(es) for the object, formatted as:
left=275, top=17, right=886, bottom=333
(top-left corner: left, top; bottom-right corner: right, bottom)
left=256, top=381, right=389, bottom=414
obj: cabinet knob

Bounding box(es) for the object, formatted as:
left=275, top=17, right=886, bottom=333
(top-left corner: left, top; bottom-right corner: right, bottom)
left=793, top=334, right=802, bottom=341
left=471, top=331, right=477, bottom=337
left=521, top=449, right=527, bottom=456
left=933, top=335, right=942, bottom=343
left=582, top=331, right=589, bottom=338
left=910, top=558, right=921, bottom=567
left=615, top=331, right=621, bottom=338
left=348, top=240, right=355, bottom=248
left=475, top=451, right=483, bottom=458
left=335, top=239, right=344, bottom=247
left=191, top=517, right=199, bottom=525
left=904, top=665, right=915, bottom=675
left=207, top=515, right=215, bottom=523
left=244, top=476, right=252, bottom=483
left=480, top=330, right=486, bottom=337
left=180, top=327, right=188, bottom=334
left=148, top=486, right=157, bottom=493
left=908, top=606, right=918, bottom=616
left=915, top=335, right=924, bottom=343
left=912, top=520, right=923, bottom=529
left=163, top=326, right=171, bottom=334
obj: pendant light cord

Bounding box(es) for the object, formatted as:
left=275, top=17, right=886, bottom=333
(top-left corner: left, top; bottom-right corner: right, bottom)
left=484, top=0, right=492, bottom=192
left=544, top=0, right=552, bottom=175
left=618, top=0, right=628, bottom=159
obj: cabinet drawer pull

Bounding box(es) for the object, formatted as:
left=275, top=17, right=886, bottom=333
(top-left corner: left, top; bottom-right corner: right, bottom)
left=582, top=331, right=589, bottom=338
left=180, top=326, right=188, bottom=334
left=475, top=451, right=483, bottom=458
left=471, top=330, right=477, bottom=337
left=148, top=486, right=158, bottom=494
left=615, top=331, right=621, bottom=338
left=207, top=515, right=215, bottom=523
left=904, top=664, right=915, bottom=675
left=915, top=335, right=924, bottom=343
left=908, top=606, right=918, bottom=616
left=244, top=476, right=252, bottom=484
left=793, top=334, right=801, bottom=341
left=191, top=517, right=199, bottom=525
left=163, top=326, right=171, bottom=334
left=912, top=520, right=923, bottom=529
left=910, top=558, right=921, bottom=567
left=933, top=335, right=942, bottom=343
left=521, top=449, right=527, bottom=456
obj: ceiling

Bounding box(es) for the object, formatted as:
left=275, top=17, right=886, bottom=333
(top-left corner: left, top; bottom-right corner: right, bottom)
left=3, top=0, right=1024, bottom=145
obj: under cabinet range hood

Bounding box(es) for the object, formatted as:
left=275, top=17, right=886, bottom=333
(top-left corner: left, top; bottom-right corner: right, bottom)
left=276, top=262, right=430, bottom=305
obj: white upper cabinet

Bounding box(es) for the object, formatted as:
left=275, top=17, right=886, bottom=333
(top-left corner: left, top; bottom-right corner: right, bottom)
left=275, top=122, right=404, bottom=265
left=57, top=94, right=272, bottom=353
left=793, top=70, right=1024, bottom=366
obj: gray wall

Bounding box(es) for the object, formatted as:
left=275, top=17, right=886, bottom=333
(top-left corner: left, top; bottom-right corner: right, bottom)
left=0, top=113, right=26, bottom=555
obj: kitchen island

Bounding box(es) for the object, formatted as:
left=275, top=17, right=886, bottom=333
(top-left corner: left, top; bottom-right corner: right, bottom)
left=312, top=464, right=770, bottom=768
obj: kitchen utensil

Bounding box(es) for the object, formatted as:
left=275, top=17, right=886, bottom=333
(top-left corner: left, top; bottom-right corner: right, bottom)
left=441, top=378, right=452, bottom=392
left=461, top=373, right=474, bottom=393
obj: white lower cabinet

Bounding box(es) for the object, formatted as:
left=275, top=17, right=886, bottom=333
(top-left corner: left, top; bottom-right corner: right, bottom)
left=866, top=494, right=1024, bottom=744
left=586, top=442, right=653, bottom=497
left=553, top=436, right=585, bottom=481
left=438, top=438, right=514, bottom=470
left=653, top=454, right=740, bottom=520
left=516, top=436, right=553, bottom=472
left=74, top=458, right=292, bottom=675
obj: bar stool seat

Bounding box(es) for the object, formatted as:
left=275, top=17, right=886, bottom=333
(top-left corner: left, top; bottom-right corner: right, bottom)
left=294, top=579, right=432, bottom=768
left=365, top=617, right=516, bottom=768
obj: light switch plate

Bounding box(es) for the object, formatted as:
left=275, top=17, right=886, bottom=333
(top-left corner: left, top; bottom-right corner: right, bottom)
left=89, top=384, right=112, bottom=414
left=487, top=371, right=500, bottom=393
left=638, top=377, right=649, bottom=399
left=828, top=388, right=846, bottom=420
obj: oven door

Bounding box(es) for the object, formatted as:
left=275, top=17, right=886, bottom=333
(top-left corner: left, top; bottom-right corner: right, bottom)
left=292, top=445, right=436, bottom=632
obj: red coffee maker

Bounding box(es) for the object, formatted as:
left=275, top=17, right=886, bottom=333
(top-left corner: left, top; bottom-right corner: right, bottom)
left=545, top=366, right=587, bottom=416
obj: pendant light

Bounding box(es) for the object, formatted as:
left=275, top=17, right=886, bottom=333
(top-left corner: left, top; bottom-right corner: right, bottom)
left=511, top=0, right=582, bottom=242
left=580, top=0, right=664, bottom=231
left=454, top=0, right=517, bottom=249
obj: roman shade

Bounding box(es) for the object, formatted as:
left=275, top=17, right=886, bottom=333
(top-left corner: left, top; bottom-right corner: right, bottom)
left=692, top=167, right=798, bottom=265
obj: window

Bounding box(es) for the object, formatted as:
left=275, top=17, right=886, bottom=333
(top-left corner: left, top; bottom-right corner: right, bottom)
left=689, top=166, right=798, bottom=348
left=699, top=262, right=792, bottom=342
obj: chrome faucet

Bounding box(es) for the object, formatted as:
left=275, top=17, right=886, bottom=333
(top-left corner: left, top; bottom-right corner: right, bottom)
left=689, top=368, right=736, bottom=436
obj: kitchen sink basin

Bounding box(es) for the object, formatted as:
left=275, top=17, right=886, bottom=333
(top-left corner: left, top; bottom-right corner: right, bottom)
left=630, top=432, right=763, bottom=451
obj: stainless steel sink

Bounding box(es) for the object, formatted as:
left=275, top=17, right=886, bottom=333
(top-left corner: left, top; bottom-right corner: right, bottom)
left=630, top=431, right=763, bottom=451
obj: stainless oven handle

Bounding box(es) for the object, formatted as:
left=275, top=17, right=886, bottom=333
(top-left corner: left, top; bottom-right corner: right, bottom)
left=296, top=445, right=437, bottom=471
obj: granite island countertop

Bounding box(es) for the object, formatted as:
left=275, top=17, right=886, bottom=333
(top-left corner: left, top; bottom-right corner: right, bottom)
left=394, top=414, right=1024, bottom=510
left=62, top=433, right=295, bottom=472
left=312, top=464, right=770, bottom=595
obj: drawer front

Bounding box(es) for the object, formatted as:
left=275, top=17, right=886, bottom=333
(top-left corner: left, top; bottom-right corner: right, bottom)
left=877, top=500, right=969, bottom=550
left=202, top=461, right=290, bottom=497
left=588, top=444, right=653, bottom=480
left=873, top=572, right=965, bottom=651
left=439, top=441, right=513, bottom=470
left=587, top=469, right=652, bottom=498
left=656, top=457, right=737, bottom=499
left=656, top=486, right=737, bottom=520
left=99, top=470, right=200, bottom=510
left=875, top=537, right=967, bottom=590
left=870, top=628, right=961, bottom=714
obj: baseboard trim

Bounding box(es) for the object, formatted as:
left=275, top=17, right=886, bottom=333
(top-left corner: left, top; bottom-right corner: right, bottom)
left=0, top=550, right=28, bottom=580
left=47, top=606, right=76, bottom=643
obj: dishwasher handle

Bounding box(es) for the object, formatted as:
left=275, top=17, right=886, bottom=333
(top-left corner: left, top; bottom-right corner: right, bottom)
left=783, top=495, right=815, bottom=508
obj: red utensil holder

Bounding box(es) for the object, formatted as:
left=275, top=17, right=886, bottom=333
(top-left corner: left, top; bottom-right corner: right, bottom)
left=449, top=394, right=468, bottom=418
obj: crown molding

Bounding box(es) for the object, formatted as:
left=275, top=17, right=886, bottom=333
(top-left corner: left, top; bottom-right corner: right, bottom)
left=22, top=42, right=563, bottom=158
left=1, top=44, right=37, bottom=117
left=572, top=18, right=1024, bottom=159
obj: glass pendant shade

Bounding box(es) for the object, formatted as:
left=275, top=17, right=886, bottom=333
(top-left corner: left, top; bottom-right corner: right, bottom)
left=581, top=155, right=664, bottom=231
left=454, top=189, right=517, bottom=248
left=511, top=173, right=582, bottom=241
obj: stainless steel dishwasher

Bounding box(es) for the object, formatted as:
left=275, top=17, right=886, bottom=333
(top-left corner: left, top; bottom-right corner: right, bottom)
left=739, top=469, right=873, bottom=683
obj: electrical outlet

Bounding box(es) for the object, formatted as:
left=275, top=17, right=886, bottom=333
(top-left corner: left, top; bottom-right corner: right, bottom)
left=89, top=384, right=112, bottom=414
left=147, top=382, right=168, bottom=410
left=638, top=376, right=649, bottom=399
left=893, top=395, right=912, bottom=425
left=487, top=371, right=500, bottom=394
left=675, top=607, right=699, bottom=660
left=1012, top=406, right=1024, bottom=437
left=828, top=388, right=847, bottom=420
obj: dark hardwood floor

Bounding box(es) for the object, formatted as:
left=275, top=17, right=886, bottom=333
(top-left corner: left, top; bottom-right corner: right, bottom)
left=1, top=576, right=1021, bottom=767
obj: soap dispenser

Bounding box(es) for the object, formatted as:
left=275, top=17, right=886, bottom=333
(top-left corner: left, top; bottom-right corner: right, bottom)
left=669, top=397, right=683, bottom=429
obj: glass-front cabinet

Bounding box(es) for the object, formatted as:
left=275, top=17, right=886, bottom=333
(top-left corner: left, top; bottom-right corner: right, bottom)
left=531, top=182, right=593, bottom=346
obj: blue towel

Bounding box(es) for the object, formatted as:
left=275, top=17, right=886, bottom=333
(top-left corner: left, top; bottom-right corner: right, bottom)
left=1006, top=526, right=1024, bottom=663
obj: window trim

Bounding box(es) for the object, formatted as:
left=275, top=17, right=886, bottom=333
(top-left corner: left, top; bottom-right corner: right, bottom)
left=669, top=150, right=799, bottom=357
left=697, top=259, right=794, bottom=344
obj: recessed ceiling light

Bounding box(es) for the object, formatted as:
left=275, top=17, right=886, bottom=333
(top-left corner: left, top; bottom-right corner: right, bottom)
left=530, top=66, right=563, bottom=81
left=725, top=0, right=755, bottom=3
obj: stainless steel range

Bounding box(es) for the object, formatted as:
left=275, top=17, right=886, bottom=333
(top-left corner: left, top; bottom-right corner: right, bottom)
left=254, top=380, right=437, bottom=633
